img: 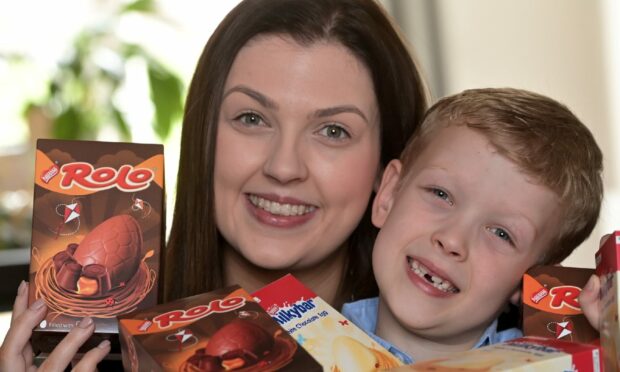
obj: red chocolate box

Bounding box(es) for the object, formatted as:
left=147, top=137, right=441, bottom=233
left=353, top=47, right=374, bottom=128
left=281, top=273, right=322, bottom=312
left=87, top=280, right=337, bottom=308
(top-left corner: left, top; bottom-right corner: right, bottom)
left=522, top=265, right=599, bottom=344
left=28, top=139, right=165, bottom=354
left=118, top=285, right=321, bottom=372
left=596, top=232, right=620, bottom=372
left=393, top=336, right=602, bottom=371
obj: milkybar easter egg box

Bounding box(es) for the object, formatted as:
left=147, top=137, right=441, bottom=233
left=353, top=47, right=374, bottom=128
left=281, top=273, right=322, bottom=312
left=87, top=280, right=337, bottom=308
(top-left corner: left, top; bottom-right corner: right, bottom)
left=522, top=265, right=598, bottom=344
left=391, top=336, right=601, bottom=371
left=252, top=274, right=402, bottom=371
left=28, top=139, right=165, bottom=354
left=596, top=231, right=620, bottom=371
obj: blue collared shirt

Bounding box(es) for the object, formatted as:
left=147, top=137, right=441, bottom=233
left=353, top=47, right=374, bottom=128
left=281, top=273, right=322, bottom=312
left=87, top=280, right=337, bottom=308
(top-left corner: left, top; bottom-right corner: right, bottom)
left=341, top=297, right=522, bottom=365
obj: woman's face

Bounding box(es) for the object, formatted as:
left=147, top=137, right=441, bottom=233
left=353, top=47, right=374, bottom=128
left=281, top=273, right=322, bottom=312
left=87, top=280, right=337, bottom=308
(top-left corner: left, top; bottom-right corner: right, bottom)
left=214, top=35, right=381, bottom=270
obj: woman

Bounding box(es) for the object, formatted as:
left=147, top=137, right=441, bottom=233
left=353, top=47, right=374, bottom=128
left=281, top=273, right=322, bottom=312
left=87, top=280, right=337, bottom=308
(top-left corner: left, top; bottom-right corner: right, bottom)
left=0, top=0, right=428, bottom=370
left=165, top=0, right=428, bottom=308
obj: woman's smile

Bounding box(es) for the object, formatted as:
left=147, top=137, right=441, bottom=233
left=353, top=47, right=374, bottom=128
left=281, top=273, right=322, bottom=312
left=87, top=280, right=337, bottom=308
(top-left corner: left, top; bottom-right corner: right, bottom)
left=247, top=194, right=317, bottom=217
left=246, top=193, right=318, bottom=228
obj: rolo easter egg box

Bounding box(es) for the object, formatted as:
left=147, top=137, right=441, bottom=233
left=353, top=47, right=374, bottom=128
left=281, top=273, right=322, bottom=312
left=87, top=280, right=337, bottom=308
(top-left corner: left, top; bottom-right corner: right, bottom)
left=522, top=265, right=599, bottom=344
left=118, top=285, right=321, bottom=371
left=28, top=139, right=165, bottom=354
left=596, top=231, right=620, bottom=371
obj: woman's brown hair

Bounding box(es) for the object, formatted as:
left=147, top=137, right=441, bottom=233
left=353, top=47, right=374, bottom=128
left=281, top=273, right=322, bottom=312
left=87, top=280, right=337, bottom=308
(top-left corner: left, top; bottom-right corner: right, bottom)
left=165, top=0, right=428, bottom=302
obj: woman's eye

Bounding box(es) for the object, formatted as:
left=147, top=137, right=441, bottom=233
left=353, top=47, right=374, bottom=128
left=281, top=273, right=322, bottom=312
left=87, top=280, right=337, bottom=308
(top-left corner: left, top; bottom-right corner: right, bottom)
left=235, top=112, right=264, bottom=126
left=318, top=124, right=350, bottom=140
left=488, top=227, right=514, bottom=245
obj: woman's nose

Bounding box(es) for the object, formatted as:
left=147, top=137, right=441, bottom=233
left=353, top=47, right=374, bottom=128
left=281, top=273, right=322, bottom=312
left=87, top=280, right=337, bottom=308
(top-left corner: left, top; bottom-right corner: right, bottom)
left=262, top=134, right=309, bottom=184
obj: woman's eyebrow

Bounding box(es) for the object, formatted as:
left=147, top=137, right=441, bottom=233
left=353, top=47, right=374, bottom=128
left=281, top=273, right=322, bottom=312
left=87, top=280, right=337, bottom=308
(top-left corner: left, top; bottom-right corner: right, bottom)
left=223, top=85, right=279, bottom=110
left=311, top=106, right=368, bottom=123
left=224, top=85, right=368, bottom=123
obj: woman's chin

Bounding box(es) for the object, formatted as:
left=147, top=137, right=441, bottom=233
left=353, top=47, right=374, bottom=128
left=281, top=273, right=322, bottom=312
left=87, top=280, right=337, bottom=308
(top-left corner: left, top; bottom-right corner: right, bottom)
left=246, top=251, right=305, bottom=271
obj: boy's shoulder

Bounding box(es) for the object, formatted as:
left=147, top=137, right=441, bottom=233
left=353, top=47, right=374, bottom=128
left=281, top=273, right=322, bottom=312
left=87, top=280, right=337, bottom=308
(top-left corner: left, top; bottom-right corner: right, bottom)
left=342, top=297, right=414, bottom=364
left=341, top=297, right=380, bottom=333
left=342, top=297, right=524, bottom=361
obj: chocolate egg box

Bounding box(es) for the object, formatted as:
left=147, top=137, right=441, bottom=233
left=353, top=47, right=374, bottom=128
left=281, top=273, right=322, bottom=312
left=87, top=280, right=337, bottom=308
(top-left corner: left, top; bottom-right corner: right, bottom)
left=118, top=285, right=322, bottom=372
left=522, top=265, right=599, bottom=344
left=28, top=139, right=165, bottom=354
left=595, top=231, right=620, bottom=372
left=390, top=336, right=601, bottom=371
left=252, top=274, right=403, bottom=370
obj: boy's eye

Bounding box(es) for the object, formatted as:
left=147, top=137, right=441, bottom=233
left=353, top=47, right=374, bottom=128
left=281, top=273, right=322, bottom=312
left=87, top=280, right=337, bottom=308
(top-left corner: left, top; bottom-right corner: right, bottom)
left=429, top=187, right=453, bottom=206
left=318, top=124, right=350, bottom=140
left=433, top=189, right=448, bottom=199
left=488, top=227, right=514, bottom=245
left=236, top=112, right=264, bottom=126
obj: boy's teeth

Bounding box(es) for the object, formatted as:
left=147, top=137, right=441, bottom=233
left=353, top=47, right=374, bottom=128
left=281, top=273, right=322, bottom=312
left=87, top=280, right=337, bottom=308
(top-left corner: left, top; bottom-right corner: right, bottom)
left=409, top=258, right=458, bottom=293
left=249, top=195, right=316, bottom=216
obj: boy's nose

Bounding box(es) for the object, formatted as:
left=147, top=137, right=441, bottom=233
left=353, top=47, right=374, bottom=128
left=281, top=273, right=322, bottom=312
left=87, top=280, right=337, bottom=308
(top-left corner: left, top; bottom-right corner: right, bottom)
left=262, top=134, right=308, bottom=184
left=431, top=227, right=468, bottom=261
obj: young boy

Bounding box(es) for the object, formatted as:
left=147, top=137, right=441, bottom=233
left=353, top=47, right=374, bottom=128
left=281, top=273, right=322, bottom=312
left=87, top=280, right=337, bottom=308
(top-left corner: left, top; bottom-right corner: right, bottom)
left=342, top=88, right=604, bottom=364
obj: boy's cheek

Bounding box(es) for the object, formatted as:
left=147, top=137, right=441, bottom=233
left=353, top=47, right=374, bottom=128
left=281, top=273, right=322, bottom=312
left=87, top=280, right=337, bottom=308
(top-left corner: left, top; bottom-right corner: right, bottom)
left=476, top=262, right=526, bottom=309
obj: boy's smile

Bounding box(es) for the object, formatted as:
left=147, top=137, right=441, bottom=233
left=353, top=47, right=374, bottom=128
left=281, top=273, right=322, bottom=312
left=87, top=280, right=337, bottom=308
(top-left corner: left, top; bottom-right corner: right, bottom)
left=407, top=256, right=459, bottom=295
left=371, top=125, right=563, bottom=355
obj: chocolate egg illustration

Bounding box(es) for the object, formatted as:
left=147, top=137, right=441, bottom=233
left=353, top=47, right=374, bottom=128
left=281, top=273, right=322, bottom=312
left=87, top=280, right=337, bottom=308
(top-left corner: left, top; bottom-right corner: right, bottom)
left=184, top=350, right=223, bottom=372
left=331, top=336, right=400, bottom=371
left=204, top=319, right=274, bottom=367
left=332, top=336, right=380, bottom=372
left=53, top=214, right=143, bottom=296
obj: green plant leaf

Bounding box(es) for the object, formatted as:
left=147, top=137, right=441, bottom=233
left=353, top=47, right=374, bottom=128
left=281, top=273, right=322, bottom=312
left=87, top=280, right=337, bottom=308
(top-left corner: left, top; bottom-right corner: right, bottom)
left=147, top=62, right=183, bottom=140
left=26, top=3, right=182, bottom=142
left=122, top=0, right=156, bottom=14
left=52, top=106, right=91, bottom=140
left=112, top=107, right=132, bottom=141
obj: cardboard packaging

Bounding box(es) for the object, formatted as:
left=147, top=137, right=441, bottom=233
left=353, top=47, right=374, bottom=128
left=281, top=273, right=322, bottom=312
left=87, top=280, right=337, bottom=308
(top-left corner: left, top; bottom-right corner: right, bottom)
left=391, top=336, right=601, bottom=371
left=28, top=139, right=165, bottom=354
left=596, top=231, right=620, bottom=371
left=118, top=285, right=321, bottom=371
left=252, top=274, right=403, bottom=371
left=522, top=265, right=599, bottom=344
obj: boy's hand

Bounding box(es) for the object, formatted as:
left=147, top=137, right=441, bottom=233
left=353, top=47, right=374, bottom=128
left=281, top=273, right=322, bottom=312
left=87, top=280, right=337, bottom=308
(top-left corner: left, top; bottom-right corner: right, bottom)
left=579, top=233, right=615, bottom=332
left=579, top=274, right=601, bottom=331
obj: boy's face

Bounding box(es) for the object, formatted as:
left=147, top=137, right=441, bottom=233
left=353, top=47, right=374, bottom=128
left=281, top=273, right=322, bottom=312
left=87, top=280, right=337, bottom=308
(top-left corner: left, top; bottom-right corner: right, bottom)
left=372, top=125, right=562, bottom=344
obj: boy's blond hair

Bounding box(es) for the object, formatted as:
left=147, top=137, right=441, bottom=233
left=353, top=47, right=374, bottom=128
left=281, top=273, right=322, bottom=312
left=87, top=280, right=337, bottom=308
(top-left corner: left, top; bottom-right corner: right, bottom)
left=400, top=88, right=603, bottom=264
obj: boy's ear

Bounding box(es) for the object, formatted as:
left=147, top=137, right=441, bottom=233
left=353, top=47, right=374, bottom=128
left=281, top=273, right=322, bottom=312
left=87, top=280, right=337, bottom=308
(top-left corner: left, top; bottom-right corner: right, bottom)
left=372, top=159, right=403, bottom=228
